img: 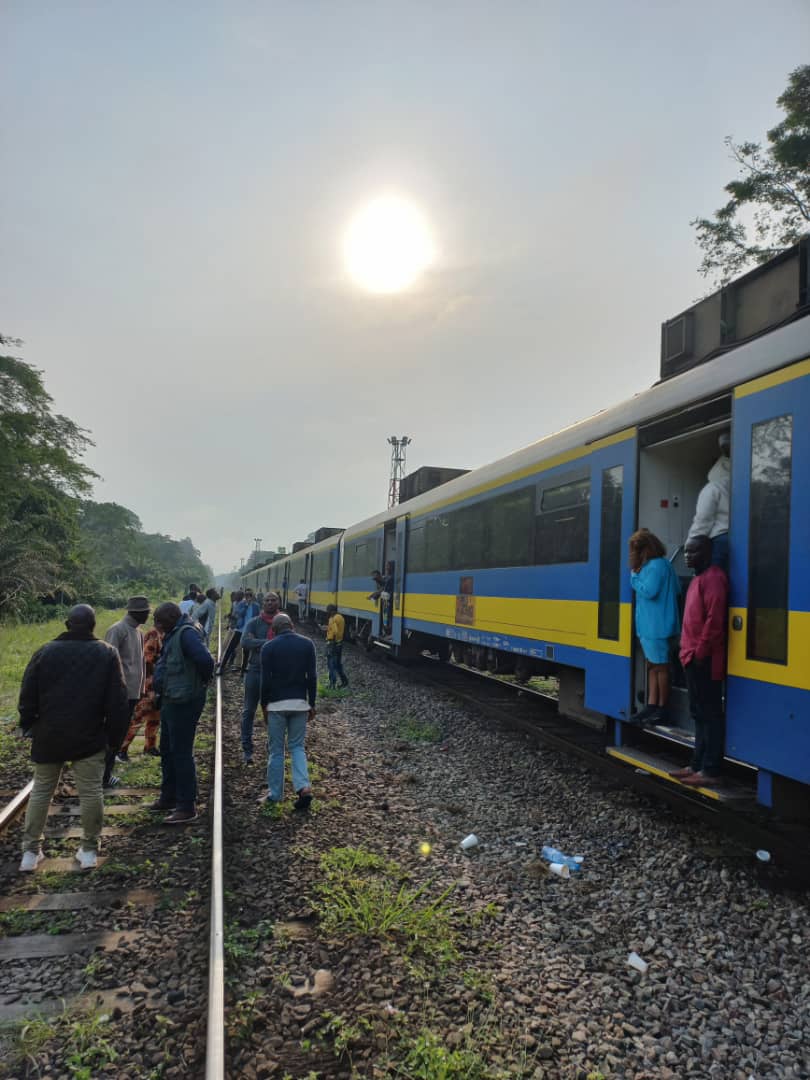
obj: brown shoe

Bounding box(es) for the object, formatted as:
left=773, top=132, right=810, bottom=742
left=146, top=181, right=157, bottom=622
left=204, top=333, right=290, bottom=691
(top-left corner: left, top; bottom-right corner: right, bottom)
left=164, top=808, right=198, bottom=824
left=680, top=772, right=719, bottom=787
left=669, top=767, right=695, bottom=780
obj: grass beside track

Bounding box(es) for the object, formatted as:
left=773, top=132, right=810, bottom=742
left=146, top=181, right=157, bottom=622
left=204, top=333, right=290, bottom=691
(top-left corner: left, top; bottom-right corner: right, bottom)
left=0, top=611, right=125, bottom=772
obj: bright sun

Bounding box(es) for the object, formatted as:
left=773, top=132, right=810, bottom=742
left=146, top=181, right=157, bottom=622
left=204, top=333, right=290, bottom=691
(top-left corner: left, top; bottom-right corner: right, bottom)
left=343, top=195, right=436, bottom=294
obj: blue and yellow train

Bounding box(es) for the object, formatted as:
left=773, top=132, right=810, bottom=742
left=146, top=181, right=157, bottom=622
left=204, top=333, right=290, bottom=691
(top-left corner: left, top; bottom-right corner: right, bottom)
left=244, top=241, right=810, bottom=811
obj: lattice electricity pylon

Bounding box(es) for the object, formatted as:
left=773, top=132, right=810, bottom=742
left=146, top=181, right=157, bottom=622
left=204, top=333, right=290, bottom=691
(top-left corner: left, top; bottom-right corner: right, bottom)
left=387, top=436, right=411, bottom=508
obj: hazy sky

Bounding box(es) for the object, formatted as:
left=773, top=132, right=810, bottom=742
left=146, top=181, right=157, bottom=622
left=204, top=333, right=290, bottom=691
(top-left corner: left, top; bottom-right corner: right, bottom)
left=3, top=2, right=808, bottom=574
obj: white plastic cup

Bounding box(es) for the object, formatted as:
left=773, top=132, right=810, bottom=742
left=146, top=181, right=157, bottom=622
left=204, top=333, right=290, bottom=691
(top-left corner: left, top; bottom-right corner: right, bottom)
left=460, top=834, right=479, bottom=850
left=627, top=951, right=649, bottom=974
left=548, top=862, right=570, bottom=878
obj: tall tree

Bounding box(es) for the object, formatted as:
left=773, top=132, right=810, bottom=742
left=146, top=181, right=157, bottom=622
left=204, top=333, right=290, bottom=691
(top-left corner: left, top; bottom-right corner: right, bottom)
left=0, top=337, right=97, bottom=616
left=692, top=65, right=810, bottom=285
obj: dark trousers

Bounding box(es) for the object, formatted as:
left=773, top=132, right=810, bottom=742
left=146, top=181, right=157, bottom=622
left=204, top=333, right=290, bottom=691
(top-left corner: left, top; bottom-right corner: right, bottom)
left=241, top=670, right=261, bottom=757
left=103, top=699, right=137, bottom=785
left=220, top=630, right=242, bottom=669
left=160, top=692, right=206, bottom=810
left=327, top=643, right=348, bottom=688
left=685, top=659, right=724, bottom=775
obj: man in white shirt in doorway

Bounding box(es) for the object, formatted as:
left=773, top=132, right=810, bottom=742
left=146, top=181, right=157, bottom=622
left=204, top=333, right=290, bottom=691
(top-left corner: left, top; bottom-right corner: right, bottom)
left=294, top=579, right=308, bottom=624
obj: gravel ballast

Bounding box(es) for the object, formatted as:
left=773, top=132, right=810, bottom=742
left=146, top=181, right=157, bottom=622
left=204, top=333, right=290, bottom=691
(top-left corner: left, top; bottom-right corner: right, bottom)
left=221, top=635, right=810, bottom=1080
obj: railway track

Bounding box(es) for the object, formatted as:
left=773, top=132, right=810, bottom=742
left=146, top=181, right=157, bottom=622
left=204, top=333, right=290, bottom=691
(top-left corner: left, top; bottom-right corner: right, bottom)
left=377, top=648, right=810, bottom=889
left=0, top=623, right=226, bottom=1079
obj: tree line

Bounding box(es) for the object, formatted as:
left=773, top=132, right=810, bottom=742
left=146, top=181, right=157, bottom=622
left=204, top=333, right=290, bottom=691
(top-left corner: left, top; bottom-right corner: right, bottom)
left=0, top=335, right=212, bottom=620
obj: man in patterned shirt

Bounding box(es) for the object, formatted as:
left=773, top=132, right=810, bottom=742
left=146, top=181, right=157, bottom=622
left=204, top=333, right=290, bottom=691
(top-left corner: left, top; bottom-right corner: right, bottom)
left=116, top=625, right=163, bottom=760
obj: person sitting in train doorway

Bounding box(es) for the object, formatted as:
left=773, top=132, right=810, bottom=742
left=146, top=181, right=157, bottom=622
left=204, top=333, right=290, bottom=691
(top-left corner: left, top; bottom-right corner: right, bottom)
left=669, top=535, right=729, bottom=786
left=258, top=613, right=317, bottom=811
left=325, top=604, right=349, bottom=689
left=239, top=592, right=282, bottom=764
left=687, top=431, right=730, bottom=570
left=294, top=578, right=308, bottom=623
left=628, top=529, right=681, bottom=725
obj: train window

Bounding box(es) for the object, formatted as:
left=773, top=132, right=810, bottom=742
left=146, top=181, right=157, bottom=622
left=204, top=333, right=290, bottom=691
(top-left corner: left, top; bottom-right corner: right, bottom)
left=535, top=475, right=590, bottom=564
left=424, top=514, right=453, bottom=572
left=312, top=550, right=333, bottom=582
left=453, top=503, right=487, bottom=568
left=484, top=487, right=533, bottom=567
left=342, top=540, right=369, bottom=580
left=747, top=414, right=792, bottom=664
left=407, top=521, right=426, bottom=573
left=598, top=465, right=624, bottom=640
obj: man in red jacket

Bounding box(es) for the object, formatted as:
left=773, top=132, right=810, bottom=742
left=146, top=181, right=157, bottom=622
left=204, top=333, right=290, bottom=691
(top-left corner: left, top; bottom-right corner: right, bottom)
left=669, top=535, right=729, bottom=786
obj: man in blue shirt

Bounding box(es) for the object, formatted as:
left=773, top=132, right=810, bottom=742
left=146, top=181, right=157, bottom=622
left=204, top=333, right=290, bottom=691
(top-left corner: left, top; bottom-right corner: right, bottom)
left=258, top=613, right=317, bottom=810
left=220, top=589, right=259, bottom=673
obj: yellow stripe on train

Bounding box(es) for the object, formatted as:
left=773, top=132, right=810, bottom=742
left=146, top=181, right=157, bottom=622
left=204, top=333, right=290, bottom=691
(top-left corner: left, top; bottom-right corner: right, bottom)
left=727, top=608, right=810, bottom=691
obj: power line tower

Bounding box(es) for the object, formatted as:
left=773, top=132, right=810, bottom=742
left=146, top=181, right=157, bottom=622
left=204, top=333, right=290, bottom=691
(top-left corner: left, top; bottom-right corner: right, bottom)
left=387, top=436, right=411, bottom=508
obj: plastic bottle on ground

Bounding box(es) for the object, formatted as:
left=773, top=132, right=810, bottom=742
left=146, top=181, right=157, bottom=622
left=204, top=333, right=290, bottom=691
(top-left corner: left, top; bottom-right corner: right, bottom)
left=541, top=846, right=583, bottom=872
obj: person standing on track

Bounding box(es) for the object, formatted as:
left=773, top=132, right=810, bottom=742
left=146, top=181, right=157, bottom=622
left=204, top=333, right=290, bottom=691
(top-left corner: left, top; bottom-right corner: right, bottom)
left=117, top=623, right=164, bottom=760
left=231, top=588, right=260, bottom=675
left=178, top=586, right=199, bottom=617
left=192, top=587, right=218, bottom=646
left=258, top=613, right=317, bottom=810
left=628, top=529, right=680, bottom=725
left=18, top=604, right=129, bottom=872
left=103, top=596, right=150, bottom=787
left=151, top=602, right=214, bottom=824
left=325, top=604, right=349, bottom=689
left=670, top=535, right=729, bottom=786
left=239, top=592, right=282, bottom=764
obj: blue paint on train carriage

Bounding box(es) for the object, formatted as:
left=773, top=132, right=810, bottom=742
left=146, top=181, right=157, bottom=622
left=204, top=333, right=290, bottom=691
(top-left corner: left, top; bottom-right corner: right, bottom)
left=726, top=677, right=810, bottom=785
left=402, top=615, right=632, bottom=719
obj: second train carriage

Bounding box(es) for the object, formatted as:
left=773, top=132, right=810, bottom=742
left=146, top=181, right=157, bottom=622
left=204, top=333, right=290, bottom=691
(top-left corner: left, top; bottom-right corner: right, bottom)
left=244, top=241, right=810, bottom=810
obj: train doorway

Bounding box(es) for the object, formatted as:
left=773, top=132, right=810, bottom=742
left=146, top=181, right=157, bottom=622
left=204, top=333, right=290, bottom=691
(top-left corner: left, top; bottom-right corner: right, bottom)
left=635, top=397, right=731, bottom=738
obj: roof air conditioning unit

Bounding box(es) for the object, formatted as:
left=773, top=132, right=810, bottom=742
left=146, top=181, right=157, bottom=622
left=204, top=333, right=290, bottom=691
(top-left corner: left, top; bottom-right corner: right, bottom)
left=660, top=311, right=694, bottom=378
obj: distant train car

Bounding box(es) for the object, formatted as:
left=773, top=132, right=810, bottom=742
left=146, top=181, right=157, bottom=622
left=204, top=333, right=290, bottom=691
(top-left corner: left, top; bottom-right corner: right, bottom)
left=245, top=241, right=810, bottom=810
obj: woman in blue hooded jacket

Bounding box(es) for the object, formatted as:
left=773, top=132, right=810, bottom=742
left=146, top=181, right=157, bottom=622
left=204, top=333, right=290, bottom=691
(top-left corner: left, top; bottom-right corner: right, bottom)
left=629, top=529, right=680, bottom=724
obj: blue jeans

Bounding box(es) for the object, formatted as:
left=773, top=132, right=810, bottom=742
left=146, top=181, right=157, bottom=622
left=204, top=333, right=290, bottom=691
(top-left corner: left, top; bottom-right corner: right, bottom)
left=327, top=643, right=348, bottom=687
left=266, top=710, right=310, bottom=801
left=160, top=692, right=206, bottom=811
left=241, top=670, right=261, bottom=758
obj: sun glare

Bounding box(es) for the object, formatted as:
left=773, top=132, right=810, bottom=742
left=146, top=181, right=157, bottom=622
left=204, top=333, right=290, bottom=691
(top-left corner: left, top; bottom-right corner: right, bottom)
left=343, top=195, right=435, bottom=294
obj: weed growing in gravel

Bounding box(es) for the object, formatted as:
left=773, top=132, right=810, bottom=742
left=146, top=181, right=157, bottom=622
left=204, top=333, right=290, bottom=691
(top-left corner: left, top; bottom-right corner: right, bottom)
left=114, top=753, right=161, bottom=787
left=321, top=1012, right=374, bottom=1069
left=227, top=990, right=267, bottom=1044
left=0, top=909, right=76, bottom=937
left=318, top=678, right=350, bottom=700
left=462, top=969, right=495, bottom=1005
left=395, top=1028, right=488, bottom=1079
left=224, top=918, right=274, bottom=965
left=312, top=846, right=458, bottom=965
left=17, top=1007, right=118, bottom=1079
left=396, top=715, right=442, bottom=743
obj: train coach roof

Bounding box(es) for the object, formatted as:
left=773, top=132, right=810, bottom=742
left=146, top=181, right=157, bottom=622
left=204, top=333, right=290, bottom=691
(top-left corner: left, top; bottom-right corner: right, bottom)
left=343, top=313, right=810, bottom=538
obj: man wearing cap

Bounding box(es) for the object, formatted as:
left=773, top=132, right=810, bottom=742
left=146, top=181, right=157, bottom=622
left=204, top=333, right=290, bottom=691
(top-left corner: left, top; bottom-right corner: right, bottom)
left=103, top=597, right=149, bottom=786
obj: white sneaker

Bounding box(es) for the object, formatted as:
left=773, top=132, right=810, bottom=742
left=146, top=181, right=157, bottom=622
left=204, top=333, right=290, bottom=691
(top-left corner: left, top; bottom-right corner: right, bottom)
left=75, top=848, right=98, bottom=870
left=19, top=849, right=45, bottom=873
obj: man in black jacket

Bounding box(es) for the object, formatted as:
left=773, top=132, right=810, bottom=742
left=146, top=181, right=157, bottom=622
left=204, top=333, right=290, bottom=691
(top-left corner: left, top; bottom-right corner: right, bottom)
left=258, top=613, right=317, bottom=810
left=18, top=604, right=129, bottom=872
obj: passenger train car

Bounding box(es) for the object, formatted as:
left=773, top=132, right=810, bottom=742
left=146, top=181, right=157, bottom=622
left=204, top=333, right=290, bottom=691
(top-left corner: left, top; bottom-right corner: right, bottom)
left=244, top=241, right=810, bottom=811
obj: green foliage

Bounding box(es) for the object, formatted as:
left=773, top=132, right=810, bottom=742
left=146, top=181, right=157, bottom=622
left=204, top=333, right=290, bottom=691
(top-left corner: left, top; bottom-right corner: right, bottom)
left=396, top=714, right=442, bottom=742
left=17, top=1008, right=118, bottom=1078
left=0, top=909, right=76, bottom=937
left=396, top=1029, right=488, bottom=1080
left=312, top=846, right=459, bottom=965
left=0, top=336, right=212, bottom=620
left=692, top=64, right=810, bottom=284
left=224, top=918, right=274, bottom=964
left=227, top=990, right=267, bottom=1044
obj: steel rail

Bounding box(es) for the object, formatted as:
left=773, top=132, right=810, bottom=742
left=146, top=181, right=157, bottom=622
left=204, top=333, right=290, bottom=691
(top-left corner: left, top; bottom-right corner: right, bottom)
left=0, top=779, right=34, bottom=834
left=205, top=608, right=226, bottom=1079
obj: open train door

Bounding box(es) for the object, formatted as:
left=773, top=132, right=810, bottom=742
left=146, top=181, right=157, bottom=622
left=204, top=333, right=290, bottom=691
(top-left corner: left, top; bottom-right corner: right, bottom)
left=726, top=360, right=810, bottom=807
left=390, top=514, right=408, bottom=646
